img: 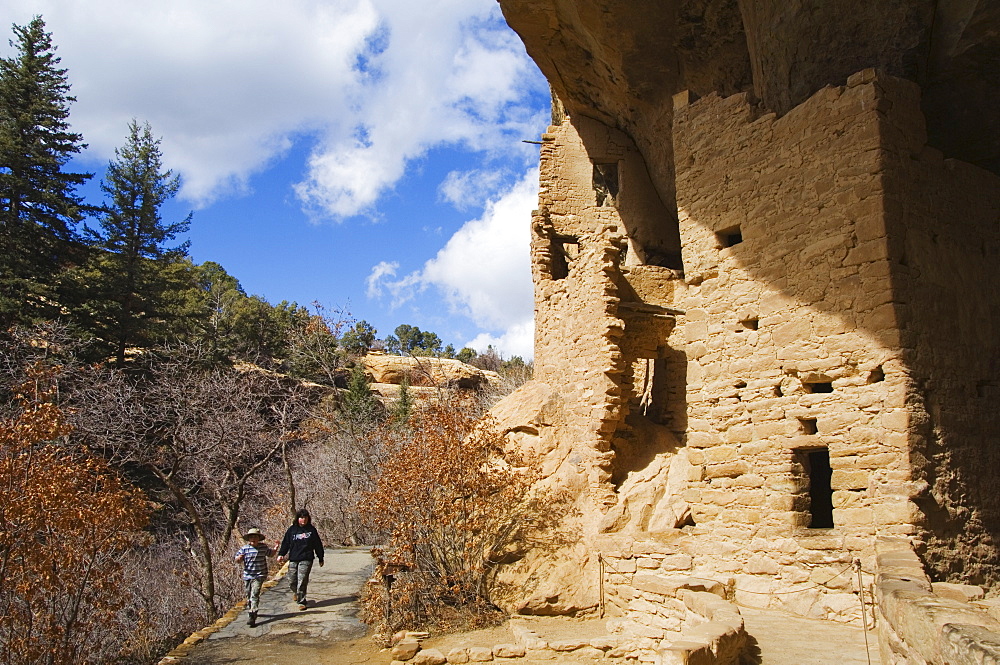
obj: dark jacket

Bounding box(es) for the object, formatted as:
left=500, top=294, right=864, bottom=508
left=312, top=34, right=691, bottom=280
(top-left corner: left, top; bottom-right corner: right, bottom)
left=278, top=523, right=324, bottom=563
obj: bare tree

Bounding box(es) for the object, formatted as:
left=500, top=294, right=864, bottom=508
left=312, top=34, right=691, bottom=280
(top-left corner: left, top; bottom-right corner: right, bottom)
left=289, top=396, right=388, bottom=545
left=69, top=349, right=317, bottom=621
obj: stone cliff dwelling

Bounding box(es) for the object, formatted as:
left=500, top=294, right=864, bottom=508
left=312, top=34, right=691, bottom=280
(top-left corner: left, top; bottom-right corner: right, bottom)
left=488, top=1, right=1000, bottom=661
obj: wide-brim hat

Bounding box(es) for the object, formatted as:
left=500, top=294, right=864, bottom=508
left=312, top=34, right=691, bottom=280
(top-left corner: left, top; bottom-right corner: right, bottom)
left=243, top=528, right=265, bottom=540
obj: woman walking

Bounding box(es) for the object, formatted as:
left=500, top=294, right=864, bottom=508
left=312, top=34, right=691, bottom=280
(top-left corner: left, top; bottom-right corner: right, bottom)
left=277, top=509, right=324, bottom=610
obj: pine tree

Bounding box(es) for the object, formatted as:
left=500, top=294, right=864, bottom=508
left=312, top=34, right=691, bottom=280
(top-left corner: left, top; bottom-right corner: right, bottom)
left=341, top=362, right=382, bottom=431
left=83, top=120, right=191, bottom=364
left=392, top=375, right=413, bottom=426
left=0, top=16, right=91, bottom=324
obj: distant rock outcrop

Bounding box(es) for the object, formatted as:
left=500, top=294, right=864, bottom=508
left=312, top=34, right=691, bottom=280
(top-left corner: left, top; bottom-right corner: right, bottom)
left=362, top=352, right=499, bottom=391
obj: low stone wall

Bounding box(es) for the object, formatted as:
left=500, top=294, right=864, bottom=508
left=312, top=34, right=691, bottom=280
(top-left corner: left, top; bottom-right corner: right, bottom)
left=876, top=538, right=1000, bottom=663
left=655, top=590, right=746, bottom=665
left=389, top=584, right=746, bottom=664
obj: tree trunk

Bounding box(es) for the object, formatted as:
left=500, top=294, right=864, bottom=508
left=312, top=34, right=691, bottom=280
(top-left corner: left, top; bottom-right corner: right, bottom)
left=283, top=438, right=297, bottom=517
left=152, top=467, right=217, bottom=621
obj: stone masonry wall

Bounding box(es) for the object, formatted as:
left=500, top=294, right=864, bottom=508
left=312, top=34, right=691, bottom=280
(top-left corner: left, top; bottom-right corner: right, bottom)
left=492, top=70, right=1000, bottom=627
left=877, top=76, right=1000, bottom=587
left=666, top=70, right=914, bottom=619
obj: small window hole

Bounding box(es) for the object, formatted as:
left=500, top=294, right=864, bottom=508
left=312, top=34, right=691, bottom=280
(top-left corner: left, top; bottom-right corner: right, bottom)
left=867, top=366, right=885, bottom=384
left=798, top=418, right=818, bottom=435
left=547, top=236, right=577, bottom=281
left=716, top=225, right=743, bottom=248
left=804, top=381, right=834, bottom=394
left=739, top=317, right=759, bottom=331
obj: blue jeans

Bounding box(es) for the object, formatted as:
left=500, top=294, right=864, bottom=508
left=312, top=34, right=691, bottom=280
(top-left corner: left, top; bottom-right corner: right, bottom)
left=287, top=559, right=314, bottom=602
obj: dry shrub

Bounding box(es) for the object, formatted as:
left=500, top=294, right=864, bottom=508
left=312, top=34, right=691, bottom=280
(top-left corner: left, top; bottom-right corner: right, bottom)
left=0, top=369, right=149, bottom=665
left=359, top=396, right=568, bottom=634
left=291, top=400, right=387, bottom=545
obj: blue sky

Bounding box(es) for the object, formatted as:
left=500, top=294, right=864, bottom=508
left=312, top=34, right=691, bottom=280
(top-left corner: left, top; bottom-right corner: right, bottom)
left=5, top=0, right=549, bottom=358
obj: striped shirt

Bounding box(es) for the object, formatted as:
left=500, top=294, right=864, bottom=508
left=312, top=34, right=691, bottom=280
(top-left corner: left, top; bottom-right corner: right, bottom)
left=236, top=543, right=273, bottom=581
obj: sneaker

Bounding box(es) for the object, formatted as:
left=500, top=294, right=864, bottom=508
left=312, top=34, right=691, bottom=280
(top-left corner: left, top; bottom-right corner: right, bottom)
left=298, top=600, right=307, bottom=610
left=247, top=612, right=257, bottom=627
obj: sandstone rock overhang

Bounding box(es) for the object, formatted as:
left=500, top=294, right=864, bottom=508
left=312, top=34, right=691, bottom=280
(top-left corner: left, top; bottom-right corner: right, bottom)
left=499, top=0, right=1000, bottom=177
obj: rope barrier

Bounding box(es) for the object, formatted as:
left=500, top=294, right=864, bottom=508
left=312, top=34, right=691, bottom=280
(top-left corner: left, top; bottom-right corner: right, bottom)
left=856, top=559, right=874, bottom=665
left=598, top=554, right=876, bottom=618
left=732, top=560, right=856, bottom=595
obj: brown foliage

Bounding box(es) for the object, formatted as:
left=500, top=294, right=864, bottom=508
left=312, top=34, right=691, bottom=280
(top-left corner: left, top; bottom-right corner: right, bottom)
left=359, top=397, right=569, bottom=633
left=0, top=368, right=149, bottom=665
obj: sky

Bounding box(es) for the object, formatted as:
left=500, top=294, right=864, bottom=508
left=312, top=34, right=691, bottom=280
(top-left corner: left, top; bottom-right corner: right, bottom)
left=4, top=0, right=550, bottom=359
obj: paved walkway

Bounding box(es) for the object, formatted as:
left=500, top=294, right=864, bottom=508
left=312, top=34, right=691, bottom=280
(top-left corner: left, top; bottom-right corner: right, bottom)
left=174, top=547, right=882, bottom=665
left=740, top=606, right=881, bottom=665
left=181, top=547, right=375, bottom=665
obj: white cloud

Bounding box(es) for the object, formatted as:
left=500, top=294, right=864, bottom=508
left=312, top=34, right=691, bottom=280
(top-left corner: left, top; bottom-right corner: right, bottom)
left=294, top=1, right=546, bottom=219
left=370, top=167, right=538, bottom=358
left=466, top=320, right=534, bottom=360
left=438, top=169, right=507, bottom=210
left=421, top=168, right=537, bottom=330
left=366, top=261, right=425, bottom=307
left=4, top=0, right=546, bottom=214
left=365, top=261, right=399, bottom=299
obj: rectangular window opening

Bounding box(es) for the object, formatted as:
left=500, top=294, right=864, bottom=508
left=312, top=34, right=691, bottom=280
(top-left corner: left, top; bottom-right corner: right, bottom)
left=804, top=448, right=834, bottom=529
left=593, top=162, right=620, bottom=207
left=547, top=236, right=577, bottom=281
left=803, top=381, right=834, bottom=394
left=798, top=418, right=818, bottom=435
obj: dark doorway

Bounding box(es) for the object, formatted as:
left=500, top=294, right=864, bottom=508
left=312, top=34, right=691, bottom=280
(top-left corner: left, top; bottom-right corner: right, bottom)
left=806, top=448, right=834, bottom=528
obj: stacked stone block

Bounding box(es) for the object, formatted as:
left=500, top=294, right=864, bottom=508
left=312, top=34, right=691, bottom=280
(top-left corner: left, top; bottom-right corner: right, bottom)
left=491, top=68, right=1000, bottom=632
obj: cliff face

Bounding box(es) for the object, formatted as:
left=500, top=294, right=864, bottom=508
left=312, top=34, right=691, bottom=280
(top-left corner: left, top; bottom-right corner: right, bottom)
left=491, top=0, right=1000, bottom=636
left=500, top=0, right=1000, bottom=203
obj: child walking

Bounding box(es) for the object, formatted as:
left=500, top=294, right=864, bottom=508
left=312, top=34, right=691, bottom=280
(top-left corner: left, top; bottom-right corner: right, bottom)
left=277, top=509, right=324, bottom=610
left=235, top=527, right=276, bottom=628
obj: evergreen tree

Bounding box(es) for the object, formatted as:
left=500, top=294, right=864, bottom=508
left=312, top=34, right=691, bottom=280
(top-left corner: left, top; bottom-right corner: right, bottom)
left=383, top=334, right=401, bottom=355
left=418, top=330, right=442, bottom=355
left=341, top=320, right=377, bottom=356
left=340, top=362, right=382, bottom=430
left=393, top=324, right=422, bottom=354
left=0, top=16, right=91, bottom=324
left=83, top=120, right=191, bottom=364
left=392, top=323, right=443, bottom=356
left=392, top=375, right=413, bottom=426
